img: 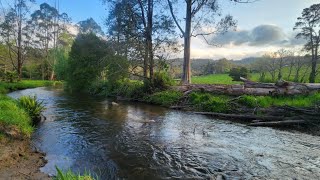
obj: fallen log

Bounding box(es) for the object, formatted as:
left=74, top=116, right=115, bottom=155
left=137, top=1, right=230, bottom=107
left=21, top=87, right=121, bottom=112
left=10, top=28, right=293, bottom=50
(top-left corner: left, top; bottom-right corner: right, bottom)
left=249, top=120, right=306, bottom=127
left=194, top=112, right=284, bottom=121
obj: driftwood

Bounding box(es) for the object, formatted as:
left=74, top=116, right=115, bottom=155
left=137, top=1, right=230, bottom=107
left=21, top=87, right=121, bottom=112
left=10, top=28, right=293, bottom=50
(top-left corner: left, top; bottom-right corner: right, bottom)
left=195, top=112, right=284, bottom=121
left=171, top=78, right=320, bottom=96
left=249, top=120, right=306, bottom=127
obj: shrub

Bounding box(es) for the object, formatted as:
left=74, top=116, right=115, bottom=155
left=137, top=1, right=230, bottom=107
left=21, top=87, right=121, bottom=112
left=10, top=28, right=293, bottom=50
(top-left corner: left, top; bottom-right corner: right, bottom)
left=144, top=90, right=183, bottom=106
left=189, top=92, right=230, bottom=113
left=144, top=72, right=175, bottom=92
left=229, top=67, right=249, bottom=81
left=4, top=71, right=19, bottom=83
left=17, top=96, right=45, bottom=125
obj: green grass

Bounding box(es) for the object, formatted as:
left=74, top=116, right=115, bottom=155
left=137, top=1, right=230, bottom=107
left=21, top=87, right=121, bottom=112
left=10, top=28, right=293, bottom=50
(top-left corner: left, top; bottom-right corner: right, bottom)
left=0, top=80, right=63, bottom=94
left=238, top=93, right=320, bottom=108
left=55, top=167, right=96, bottom=180
left=0, top=80, right=59, bottom=138
left=189, top=92, right=231, bottom=113
left=0, top=94, right=33, bottom=137
left=144, top=90, right=183, bottom=107
left=191, top=74, right=242, bottom=85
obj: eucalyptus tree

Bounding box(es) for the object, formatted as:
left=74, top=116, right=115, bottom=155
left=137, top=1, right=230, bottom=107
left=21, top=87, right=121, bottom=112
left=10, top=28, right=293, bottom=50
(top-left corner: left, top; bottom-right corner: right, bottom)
left=167, top=0, right=255, bottom=84
left=0, top=0, right=35, bottom=79
left=105, top=0, right=176, bottom=80
left=78, top=18, right=104, bottom=35
left=27, top=3, right=70, bottom=80
left=294, top=3, right=320, bottom=83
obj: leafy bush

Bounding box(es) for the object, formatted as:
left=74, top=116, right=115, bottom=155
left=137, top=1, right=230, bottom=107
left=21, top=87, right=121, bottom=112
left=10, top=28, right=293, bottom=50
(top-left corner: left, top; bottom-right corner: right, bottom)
left=4, top=71, right=19, bottom=83
left=189, top=92, right=230, bottom=113
left=144, top=90, right=183, bottom=106
left=229, top=67, right=249, bottom=81
left=144, top=72, right=175, bottom=92
left=17, top=96, right=44, bottom=125
left=55, top=166, right=96, bottom=180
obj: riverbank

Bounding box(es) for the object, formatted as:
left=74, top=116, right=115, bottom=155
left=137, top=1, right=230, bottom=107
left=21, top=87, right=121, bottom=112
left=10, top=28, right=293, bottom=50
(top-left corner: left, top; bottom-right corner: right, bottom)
left=0, top=80, right=61, bottom=179
left=90, top=80, right=320, bottom=135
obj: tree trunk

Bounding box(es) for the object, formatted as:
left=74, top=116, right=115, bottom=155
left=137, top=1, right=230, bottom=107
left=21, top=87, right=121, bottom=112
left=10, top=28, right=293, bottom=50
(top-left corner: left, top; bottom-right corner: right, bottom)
left=182, top=0, right=192, bottom=84
left=147, top=0, right=154, bottom=80
left=17, top=1, right=23, bottom=80
left=309, top=31, right=316, bottom=83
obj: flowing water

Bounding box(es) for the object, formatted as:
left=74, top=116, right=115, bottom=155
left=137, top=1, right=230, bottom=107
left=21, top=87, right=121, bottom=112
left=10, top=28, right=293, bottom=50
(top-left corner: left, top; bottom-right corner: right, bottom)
left=8, top=87, right=320, bottom=179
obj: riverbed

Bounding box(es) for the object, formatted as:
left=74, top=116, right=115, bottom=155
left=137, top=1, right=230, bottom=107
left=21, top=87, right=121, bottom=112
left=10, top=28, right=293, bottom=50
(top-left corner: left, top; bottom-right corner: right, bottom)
left=8, top=87, right=320, bottom=179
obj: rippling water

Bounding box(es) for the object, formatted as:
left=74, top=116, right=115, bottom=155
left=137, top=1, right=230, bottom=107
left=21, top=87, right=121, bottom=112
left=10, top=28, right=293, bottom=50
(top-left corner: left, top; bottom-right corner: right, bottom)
left=8, top=87, right=320, bottom=179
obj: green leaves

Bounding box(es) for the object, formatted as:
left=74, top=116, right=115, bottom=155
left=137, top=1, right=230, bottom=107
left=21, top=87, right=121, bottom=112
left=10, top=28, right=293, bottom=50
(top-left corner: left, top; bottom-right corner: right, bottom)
left=17, top=96, right=44, bottom=125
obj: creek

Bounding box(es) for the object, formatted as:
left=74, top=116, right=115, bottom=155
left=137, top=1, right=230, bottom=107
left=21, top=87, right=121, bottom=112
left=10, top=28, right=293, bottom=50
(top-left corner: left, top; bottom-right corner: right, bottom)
left=8, top=87, right=320, bottom=179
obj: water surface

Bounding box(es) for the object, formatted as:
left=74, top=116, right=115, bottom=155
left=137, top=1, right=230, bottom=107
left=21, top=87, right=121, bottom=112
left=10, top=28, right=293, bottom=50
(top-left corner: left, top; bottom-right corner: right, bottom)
left=8, top=87, right=320, bottom=179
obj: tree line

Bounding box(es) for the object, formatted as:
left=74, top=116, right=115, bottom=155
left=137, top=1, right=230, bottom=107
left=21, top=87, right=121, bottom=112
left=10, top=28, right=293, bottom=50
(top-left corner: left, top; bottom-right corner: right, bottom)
left=0, top=1, right=319, bottom=86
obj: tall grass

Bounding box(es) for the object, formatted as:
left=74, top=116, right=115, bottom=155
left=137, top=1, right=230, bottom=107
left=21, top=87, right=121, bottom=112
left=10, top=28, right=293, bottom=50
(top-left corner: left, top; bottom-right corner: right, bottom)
left=0, top=94, right=33, bottom=137
left=55, top=167, right=96, bottom=180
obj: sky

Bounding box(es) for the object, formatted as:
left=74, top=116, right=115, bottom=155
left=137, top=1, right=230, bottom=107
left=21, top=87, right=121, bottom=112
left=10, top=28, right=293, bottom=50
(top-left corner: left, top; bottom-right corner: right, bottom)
left=5, top=0, right=320, bottom=60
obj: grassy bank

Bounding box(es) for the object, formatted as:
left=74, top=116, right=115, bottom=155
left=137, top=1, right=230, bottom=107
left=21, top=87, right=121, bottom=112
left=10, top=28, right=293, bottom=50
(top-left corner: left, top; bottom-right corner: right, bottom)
left=0, top=80, right=61, bottom=139
left=0, top=80, right=63, bottom=94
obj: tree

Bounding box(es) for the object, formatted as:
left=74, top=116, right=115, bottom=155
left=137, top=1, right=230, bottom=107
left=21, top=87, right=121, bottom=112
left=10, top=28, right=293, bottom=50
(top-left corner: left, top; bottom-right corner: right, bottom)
left=105, top=0, right=176, bottom=81
left=0, top=0, right=35, bottom=79
left=27, top=2, right=70, bottom=80
left=78, top=18, right=104, bottom=35
left=294, top=3, right=320, bottom=83
left=167, top=0, right=252, bottom=84
left=65, top=33, right=113, bottom=91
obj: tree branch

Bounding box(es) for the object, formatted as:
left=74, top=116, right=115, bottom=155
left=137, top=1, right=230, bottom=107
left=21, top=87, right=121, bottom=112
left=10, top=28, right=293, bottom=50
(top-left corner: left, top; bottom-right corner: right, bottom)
left=167, top=0, right=185, bottom=37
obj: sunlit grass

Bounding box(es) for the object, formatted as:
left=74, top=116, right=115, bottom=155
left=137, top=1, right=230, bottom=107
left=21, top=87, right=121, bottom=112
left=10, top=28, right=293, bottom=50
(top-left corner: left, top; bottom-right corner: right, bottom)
left=0, top=94, right=33, bottom=137
left=191, top=74, right=242, bottom=85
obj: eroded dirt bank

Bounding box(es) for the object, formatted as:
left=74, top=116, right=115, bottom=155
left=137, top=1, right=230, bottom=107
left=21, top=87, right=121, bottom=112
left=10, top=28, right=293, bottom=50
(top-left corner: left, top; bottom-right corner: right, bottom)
left=0, top=137, right=50, bottom=180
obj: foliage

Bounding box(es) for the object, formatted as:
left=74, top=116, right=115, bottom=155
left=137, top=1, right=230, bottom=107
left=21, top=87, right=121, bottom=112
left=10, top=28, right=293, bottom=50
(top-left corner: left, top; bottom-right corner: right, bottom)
left=54, top=166, right=96, bottom=180
left=229, top=67, right=249, bottom=81
left=293, top=3, right=320, bottom=83
left=78, top=18, right=104, bottom=35
left=105, top=55, right=129, bottom=84
left=4, top=71, right=19, bottom=83
left=54, top=48, right=69, bottom=80
left=144, top=72, right=175, bottom=92
left=144, top=90, right=183, bottom=107
left=0, top=95, right=33, bottom=138
left=237, top=93, right=320, bottom=108
left=17, top=96, right=44, bottom=124
left=65, top=33, right=113, bottom=92
left=0, top=80, right=61, bottom=93
left=189, top=92, right=230, bottom=113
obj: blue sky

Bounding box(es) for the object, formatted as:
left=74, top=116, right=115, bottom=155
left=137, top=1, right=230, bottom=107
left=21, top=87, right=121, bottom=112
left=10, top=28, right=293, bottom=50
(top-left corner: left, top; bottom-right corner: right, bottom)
left=20, top=0, right=320, bottom=59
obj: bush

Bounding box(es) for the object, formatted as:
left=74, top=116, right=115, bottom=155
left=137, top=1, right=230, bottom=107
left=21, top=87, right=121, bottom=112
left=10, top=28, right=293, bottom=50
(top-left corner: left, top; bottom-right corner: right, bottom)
left=4, top=71, right=19, bottom=83
left=17, top=96, right=45, bottom=125
left=144, top=90, right=183, bottom=106
left=189, top=92, right=230, bottom=113
left=144, top=72, right=175, bottom=92
left=229, top=67, right=249, bottom=81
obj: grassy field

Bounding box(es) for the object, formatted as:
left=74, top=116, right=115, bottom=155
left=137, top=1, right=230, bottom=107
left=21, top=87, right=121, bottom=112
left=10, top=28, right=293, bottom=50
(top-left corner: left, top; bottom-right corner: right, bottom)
left=192, top=70, right=320, bottom=85
left=192, top=74, right=242, bottom=84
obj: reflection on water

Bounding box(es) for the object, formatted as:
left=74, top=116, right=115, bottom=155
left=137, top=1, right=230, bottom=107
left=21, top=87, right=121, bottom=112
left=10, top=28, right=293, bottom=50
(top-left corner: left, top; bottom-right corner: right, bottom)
left=8, top=87, right=320, bottom=179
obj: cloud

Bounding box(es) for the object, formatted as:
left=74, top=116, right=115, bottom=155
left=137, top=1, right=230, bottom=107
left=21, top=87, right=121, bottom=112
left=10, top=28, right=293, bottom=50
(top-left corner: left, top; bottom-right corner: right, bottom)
left=211, top=24, right=305, bottom=47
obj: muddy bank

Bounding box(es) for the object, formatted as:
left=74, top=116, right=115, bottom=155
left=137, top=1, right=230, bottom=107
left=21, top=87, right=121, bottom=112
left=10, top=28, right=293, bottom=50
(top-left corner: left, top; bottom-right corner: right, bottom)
left=0, top=137, right=50, bottom=180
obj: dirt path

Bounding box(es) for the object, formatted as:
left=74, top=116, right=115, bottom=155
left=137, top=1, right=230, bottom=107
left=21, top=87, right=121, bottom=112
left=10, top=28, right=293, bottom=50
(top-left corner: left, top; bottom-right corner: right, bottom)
left=0, top=137, right=50, bottom=180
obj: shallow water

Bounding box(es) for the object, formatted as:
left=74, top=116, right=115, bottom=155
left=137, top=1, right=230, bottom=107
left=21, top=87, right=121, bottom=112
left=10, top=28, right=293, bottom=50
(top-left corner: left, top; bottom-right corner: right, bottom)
left=8, top=87, right=320, bottom=179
